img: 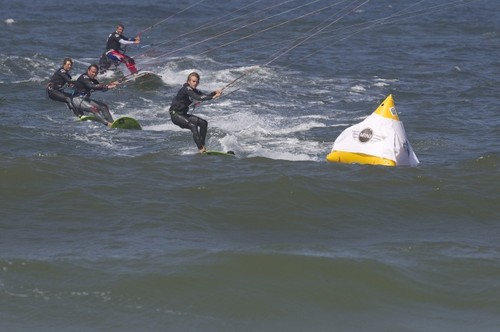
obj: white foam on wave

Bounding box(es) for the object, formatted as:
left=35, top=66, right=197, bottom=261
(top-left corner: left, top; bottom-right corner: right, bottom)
left=122, top=95, right=324, bottom=161
left=72, top=129, right=116, bottom=152
left=201, top=108, right=326, bottom=161
left=128, top=60, right=331, bottom=160
left=5, top=19, right=15, bottom=25
left=151, top=56, right=269, bottom=90
left=350, top=84, right=366, bottom=93
left=0, top=55, right=56, bottom=83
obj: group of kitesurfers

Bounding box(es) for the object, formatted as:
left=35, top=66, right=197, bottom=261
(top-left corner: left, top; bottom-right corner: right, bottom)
left=46, top=24, right=222, bottom=153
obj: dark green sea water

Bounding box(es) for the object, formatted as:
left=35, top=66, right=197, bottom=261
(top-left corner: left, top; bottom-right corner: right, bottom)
left=1, top=0, right=499, bottom=331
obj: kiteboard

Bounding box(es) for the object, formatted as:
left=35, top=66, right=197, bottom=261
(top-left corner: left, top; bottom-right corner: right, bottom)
left=204, top=150, right=235, bottom=156
left=135, top=70, right=161, bottom=80
left=78, top=115, right=142, bottom=130
left=123, top=71, right=163, bottom=85
left=110, top=116, right=142, bottom=130
left=79, top=115, right=98, bottom=122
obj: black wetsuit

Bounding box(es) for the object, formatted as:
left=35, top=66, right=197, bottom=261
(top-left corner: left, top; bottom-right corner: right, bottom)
left=106, top=31, right=133, bottom=51
left=169, top=83, right=217, bottom=150
left=71, top=73, right=113, bottom=126
left=46, top=67, right=82, bottom=117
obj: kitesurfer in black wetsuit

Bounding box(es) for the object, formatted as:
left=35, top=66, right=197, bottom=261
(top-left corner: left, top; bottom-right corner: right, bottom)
left=46, top=58, right=83, bottom=117
left=99, top=24, right=140, bottom=74
left=72, top=64, right=118, bottom=127
left=169, top=72, right=222, bottom=153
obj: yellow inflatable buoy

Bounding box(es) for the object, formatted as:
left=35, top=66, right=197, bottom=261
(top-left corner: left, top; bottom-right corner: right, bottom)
left=326, top=151, right=396, bottom=166
left=326, top=94, right=419, bottom=167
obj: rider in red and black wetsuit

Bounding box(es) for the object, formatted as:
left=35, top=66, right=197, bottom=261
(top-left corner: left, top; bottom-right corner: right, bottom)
left=101, top=24, right=140, bottom=75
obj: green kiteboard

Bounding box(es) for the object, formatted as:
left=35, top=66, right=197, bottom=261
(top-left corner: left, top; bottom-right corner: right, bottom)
left=204, top=150, right=236, bottom=156
left=110, top=117, right=142, bottom=130
left=79, top=115, right=98, bottom=122
left=79, top=115, right=142, bottom=130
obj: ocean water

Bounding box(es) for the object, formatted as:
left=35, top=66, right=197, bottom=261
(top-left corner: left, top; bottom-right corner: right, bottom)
left=1, top=0, right=499, bottom=331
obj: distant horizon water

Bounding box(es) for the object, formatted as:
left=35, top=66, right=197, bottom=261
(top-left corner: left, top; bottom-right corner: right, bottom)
left=1, top=0, right=499, bottom=331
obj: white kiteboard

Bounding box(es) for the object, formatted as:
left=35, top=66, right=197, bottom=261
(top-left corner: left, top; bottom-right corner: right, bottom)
left=123, top=71, right=163, bottom=85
